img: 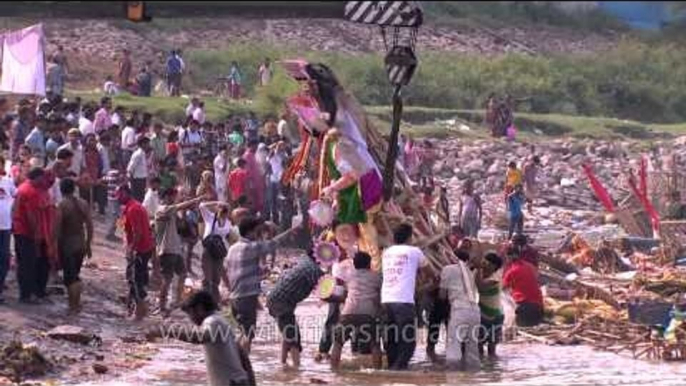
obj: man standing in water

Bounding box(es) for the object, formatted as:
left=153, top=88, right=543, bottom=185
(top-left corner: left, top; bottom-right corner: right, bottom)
left=225, top=216, right=300, bottom=353
left=116, top=184, right=155, bottom=320
left=440, top=249, right=481, bottom=370
left=381, top=223, right=429, bottom=370
left=54, top=178, right=93, bottom=314
left=266, top=248, right=324, bottom=369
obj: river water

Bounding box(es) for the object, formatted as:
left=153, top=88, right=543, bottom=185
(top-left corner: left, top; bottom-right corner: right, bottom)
left=85, top=298, right=686, bottom=386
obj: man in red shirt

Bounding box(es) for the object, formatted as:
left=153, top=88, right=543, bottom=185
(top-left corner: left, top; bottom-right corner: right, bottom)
left=502, top=249, right=544, bottom=327
left=227, top=158, right=249, bottom=204
left=116, top=184, right=155, bottom=320
left=13, top=167, right=51, bottom=304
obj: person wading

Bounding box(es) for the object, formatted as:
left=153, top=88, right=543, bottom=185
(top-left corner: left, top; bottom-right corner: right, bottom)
left=380, top=223, right=430, bottom=370
left=199, top=201, right=232, bottom=303
left=116, top=184, right=155, bottom=321
left=155, top=188, right=206, bottom=314
left=54, top=177, right=93, bottom=314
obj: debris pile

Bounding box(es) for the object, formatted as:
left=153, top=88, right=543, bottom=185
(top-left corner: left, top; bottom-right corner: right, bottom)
left=0, top=339, right=53, bottom=383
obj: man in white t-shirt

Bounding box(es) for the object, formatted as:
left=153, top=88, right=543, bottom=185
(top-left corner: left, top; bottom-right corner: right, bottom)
left=381, top=223, right=429, bottom=370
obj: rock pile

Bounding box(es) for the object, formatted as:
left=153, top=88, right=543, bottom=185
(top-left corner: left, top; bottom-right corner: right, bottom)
left=433, top=137, right=686, bottom=242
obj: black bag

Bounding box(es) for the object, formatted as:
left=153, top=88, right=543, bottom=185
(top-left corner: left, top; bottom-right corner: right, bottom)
left=202, top=214, right=228, bottom=260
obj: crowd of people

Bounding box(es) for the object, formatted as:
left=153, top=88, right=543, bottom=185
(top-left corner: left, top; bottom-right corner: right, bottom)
left=0, top=82, right=545, bottom=384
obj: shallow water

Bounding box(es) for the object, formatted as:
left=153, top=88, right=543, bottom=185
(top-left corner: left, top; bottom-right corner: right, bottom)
left=86, top=298, right=686, bottom=386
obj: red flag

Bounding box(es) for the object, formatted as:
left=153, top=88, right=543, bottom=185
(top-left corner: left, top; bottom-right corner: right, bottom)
left=582, top=163, right=615, bottom=212
left=639, top=155, right=648, bottom=199
left=627, top=170, right=660, bottom=234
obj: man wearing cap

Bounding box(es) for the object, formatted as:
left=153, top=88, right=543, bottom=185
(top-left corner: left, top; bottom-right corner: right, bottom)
left=116, top=184, right=155, bottom=320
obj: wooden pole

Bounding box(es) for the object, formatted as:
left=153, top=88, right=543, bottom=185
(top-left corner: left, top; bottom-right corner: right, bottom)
left=382, top=84, right=403, bottom=202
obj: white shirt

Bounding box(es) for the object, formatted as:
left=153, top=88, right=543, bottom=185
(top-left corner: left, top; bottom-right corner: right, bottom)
left=121, top=126, right=137, bottom=151
left=381, top=245, right=428, bottom=304
left=199, top=203, right=232, bottom=241
left=79, top=117, right=94, bottom=137
left=58, top=142, right=83, bottom=176
left=440, top=261, right=479, bottom=309
left=268, top=152, right=284, bottom=183
left=0, top=175, right=16, bottom=230
left=127, top=148, right=148, bottom=179
left=142, top=189, right=160, bottom=219
left=192, top=108, right=206, bottom=124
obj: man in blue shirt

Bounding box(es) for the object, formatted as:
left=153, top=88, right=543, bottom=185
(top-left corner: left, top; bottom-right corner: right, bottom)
left=25, top=116, right=47, bottom=165
left=166, top=50, right=182, bottom=97
left=507, top=184, right=526, bottom=239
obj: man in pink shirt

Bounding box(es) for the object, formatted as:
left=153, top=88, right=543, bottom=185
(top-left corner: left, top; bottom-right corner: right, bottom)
left=93, top=97, right=112, bottom=134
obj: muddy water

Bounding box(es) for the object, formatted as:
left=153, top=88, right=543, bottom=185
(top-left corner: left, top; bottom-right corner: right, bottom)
left=88, top=298, right=686, bottom=386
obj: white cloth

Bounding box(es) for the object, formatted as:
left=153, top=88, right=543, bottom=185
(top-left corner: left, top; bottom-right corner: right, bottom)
left=0, top=24, right=46, bottom=96
left=213, top=154, right=228, bottom=202
left=127, top=148, right=148, bottom=179
left=57, top=142, right=83, bottom=176
left=121, top=126, right=137, bottom=151
left=0, top=175, right=16, bottom=230
left=380, top=245, right=427, bottom=304
left=79, top=117, right=94, bottom=137
left=142, top=189, right=159, bottom=219
left=201, top=313, right=248, bottom=386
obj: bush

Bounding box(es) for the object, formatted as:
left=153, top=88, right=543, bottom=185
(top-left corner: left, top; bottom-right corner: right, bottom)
left=185, top=41, right=686, bottom=123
